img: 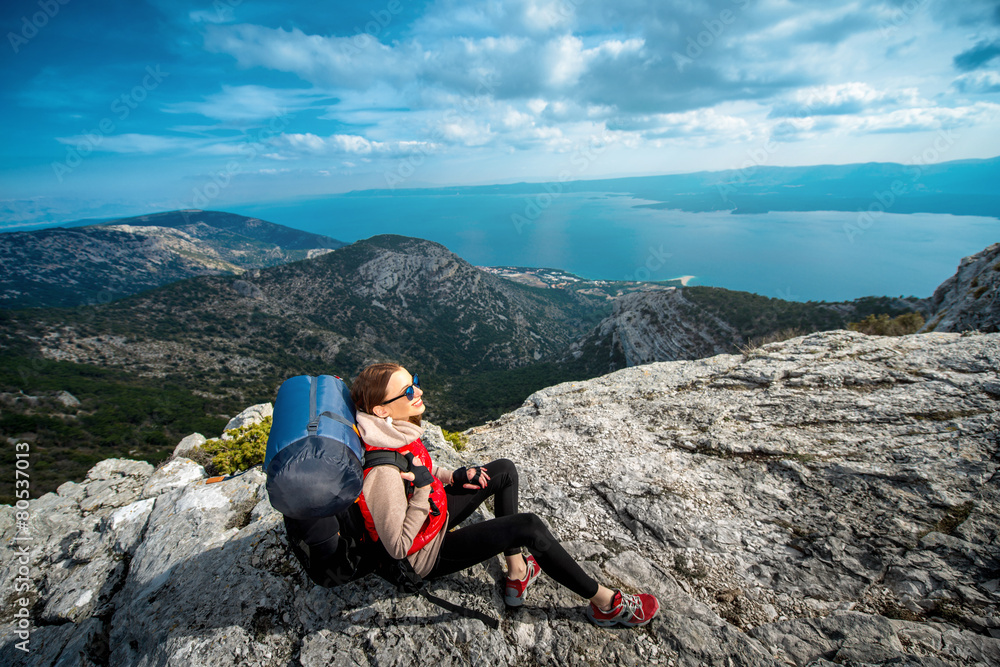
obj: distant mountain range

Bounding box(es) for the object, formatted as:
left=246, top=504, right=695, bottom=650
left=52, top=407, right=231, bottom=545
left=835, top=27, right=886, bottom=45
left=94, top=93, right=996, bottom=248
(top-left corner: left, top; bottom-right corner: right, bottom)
left=0, top=210, right=344, bottom=309
left=346, top=156, right=1000, bottom=218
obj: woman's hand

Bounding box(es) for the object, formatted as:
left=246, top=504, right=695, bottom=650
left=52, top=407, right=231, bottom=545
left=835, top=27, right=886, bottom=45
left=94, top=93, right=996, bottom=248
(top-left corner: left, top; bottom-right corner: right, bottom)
left=401, top=453, right=434, bottom=489
left=453, top=466, right=489, bottom=490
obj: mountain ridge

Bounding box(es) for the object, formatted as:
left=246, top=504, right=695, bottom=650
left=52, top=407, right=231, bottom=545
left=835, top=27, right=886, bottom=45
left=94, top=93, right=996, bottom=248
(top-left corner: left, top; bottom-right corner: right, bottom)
left=0, top=210, right=345, bottom=309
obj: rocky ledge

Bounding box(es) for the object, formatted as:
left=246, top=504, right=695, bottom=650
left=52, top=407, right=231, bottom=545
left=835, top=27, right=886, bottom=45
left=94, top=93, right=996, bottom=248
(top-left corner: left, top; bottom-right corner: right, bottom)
left=1, top=329, right=998, bottom=666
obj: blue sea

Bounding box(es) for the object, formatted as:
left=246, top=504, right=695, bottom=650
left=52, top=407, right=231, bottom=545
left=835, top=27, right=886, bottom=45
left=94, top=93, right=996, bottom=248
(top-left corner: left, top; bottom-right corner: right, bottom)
left=231, top=192, right=999, bottom=303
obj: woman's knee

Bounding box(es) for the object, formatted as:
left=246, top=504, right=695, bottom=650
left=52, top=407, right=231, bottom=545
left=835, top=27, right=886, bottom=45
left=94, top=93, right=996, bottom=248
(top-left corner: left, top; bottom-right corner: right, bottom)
left=488, top=458, right=517, bottom=482
left=512, top=512, right=555, bottom=549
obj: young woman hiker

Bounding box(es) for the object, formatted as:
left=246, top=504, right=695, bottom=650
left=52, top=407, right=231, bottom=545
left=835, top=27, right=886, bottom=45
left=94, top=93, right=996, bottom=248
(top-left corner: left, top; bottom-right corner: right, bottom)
left=350, top=362, right=660, bottom=627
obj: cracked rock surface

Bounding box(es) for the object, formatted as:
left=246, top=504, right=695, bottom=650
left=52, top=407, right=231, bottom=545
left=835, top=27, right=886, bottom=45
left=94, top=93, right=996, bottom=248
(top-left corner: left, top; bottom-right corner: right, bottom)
left=2, top=330, right=999, bottom=666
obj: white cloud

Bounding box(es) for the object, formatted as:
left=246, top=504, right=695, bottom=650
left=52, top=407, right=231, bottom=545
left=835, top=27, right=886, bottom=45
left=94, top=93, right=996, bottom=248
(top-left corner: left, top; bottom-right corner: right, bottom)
left=203, top=24, right=419, bottom=89
left=769, top=101, right=1000, bottom=140
left=166, top=85, right=321, bottom=122
left=609, top=108, right=752, bottom=142
left=849, top=102, right=1000, bottom=133
left=267, top=133, right=439, bottom=157
left=438, top=118, right=494, bottom=146
left=414, top=0, right=578, bottom=38
left=527, top=98, right=548, bottom=114
left=55, top=133, right=189, bottom=154
left=501, top=107, right=535, bottom=130
left=542, top=35, right=645, bottom=90
left=545, top=35, right=587, bottom=88
left=952, top=71, right=1000, bottom=95
left=769, top=82, right=920, bottom=118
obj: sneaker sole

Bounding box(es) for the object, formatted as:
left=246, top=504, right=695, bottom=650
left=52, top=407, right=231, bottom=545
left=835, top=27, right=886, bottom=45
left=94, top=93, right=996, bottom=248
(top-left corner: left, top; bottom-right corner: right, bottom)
left=586, top=611, right=656, bottom=628
left=504, top=591, right=525, bottom=607
left=504, top=562, right=541, bottom=607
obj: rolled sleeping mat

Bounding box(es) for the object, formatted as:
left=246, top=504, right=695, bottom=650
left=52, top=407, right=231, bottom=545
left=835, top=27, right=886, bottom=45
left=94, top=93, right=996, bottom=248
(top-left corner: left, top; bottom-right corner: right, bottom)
left=264, top=375, right=364, bottom=519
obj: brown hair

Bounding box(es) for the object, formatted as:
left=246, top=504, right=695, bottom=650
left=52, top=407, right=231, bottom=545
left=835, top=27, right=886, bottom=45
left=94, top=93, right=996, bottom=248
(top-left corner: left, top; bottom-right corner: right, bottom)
left=351, top=363, right=402, bottom=415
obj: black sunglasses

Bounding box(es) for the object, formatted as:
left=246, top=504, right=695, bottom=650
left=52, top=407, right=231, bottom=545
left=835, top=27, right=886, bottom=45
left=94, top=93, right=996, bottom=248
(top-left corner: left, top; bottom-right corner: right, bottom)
left=380, top=374, right=420, bottom=405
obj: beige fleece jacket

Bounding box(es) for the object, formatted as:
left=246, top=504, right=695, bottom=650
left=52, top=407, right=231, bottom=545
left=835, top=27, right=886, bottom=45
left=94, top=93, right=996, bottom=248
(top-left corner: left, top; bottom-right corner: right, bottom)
left=356, top=413, right=448, bottom=577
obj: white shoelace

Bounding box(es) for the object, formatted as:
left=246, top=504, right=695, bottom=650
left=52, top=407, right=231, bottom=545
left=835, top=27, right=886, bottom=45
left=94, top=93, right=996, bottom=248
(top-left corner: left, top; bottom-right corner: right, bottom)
left=614, top=591, right=643, bottom=620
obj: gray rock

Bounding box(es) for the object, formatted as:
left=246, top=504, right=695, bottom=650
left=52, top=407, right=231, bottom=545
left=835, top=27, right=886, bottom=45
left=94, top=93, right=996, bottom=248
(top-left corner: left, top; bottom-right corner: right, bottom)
left=141, top=458, right=206, bottom=499
left=221, top=403, right=273, bottom=436
left=55, top=391, right=81, bottom=408
left=0, top=617, right=106, bottom=667
left=77, top=460, right=154, bottom=513
left=232, top=278, right=264, bottom=300
left=749, top=612, right=906, bottom=665
left=921, top=242, right=1000, bottom=333
left=1, top=332, right=998, bottom=666
left=172, top=432, right=206, bottom=458
left=579, top=287, right=741, bottom=368
left=467, top=329, right=1000, bottom=665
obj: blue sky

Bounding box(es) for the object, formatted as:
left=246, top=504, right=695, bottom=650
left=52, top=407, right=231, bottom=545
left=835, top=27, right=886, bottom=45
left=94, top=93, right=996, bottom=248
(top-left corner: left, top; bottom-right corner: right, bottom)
left=2, top=0, right=999, bottom=228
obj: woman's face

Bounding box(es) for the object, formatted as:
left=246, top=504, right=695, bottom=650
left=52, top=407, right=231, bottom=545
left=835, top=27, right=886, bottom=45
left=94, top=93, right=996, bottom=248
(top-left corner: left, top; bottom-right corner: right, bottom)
left=374, top=368, right=424, bottom=422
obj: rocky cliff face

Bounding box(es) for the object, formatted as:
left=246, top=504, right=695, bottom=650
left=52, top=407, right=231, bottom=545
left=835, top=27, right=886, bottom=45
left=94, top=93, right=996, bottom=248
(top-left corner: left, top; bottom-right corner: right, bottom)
left=564, top=242, right=1000, bottom=375
left=564, top=287, right=742, bottom=371
left=921, top=243, right=1000, bottom=334
left=2, top=330, right=998, bottom=666
left=561, top=284, right=927, bottom=374
left=0, top=211, right=342, bottom=309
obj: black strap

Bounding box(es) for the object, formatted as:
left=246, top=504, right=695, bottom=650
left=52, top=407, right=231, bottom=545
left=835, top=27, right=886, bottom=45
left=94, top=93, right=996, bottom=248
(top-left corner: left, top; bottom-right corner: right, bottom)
left=296, top=538, right=312, bottom=563
left=362, top=450, right=411, bottom=473
left=318, top=410, right=357, bottom=431
left=307, top=376, right=358, bottom=434
left=363, top=450, right=415, bottom=495
left=389, top=556, right=499, bottom=629
left=307, top=377, right=319, bottom=435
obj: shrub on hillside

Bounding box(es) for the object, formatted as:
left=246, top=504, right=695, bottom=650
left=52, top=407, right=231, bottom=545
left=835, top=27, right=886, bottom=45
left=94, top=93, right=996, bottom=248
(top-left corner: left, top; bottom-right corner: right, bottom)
left=442, top=428, right=468, bottom=452
left=201, top=416, right=272, bottom=475
left=847, top=313, right=925, bottom=336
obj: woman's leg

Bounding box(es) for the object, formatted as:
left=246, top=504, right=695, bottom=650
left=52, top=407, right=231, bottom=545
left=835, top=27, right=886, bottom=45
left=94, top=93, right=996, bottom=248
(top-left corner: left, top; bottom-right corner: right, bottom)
left=426, top=512, right=600, bottom=600
left=444, top=458, right=518, bottom=527
left=445, top=459, right=522, bottom=566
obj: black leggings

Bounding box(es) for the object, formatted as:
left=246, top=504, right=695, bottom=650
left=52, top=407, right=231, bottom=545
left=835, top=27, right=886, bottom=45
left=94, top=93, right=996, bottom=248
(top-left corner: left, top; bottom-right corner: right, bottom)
left=426, top=458, right=600, bottom=600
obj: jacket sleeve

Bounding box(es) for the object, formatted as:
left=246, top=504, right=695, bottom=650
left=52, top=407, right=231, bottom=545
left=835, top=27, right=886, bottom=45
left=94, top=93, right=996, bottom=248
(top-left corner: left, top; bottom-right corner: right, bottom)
left=432, top=465, right=454, bottom=485
left=362, top=465, right=431, bottom=559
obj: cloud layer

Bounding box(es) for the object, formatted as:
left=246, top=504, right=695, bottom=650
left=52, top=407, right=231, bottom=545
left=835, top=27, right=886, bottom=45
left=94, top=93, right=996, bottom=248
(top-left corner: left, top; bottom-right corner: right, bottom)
left=1, top=0, right=999, bottom=223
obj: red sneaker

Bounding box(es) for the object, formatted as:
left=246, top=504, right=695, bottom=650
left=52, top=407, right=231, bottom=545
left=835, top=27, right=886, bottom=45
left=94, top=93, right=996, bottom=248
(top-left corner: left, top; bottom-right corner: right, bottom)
left=586, top=590, right=659, bottom=627
left=504, top=554, right=541, bottom=607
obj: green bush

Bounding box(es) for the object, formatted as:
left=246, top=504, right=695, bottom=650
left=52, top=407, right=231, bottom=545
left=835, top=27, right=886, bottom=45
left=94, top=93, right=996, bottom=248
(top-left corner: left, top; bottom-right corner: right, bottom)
left=847, top=312, right=925, bottom=336
left=202, top=416, right=272, bottom=475
left=441, top=428, right=467, bottom=452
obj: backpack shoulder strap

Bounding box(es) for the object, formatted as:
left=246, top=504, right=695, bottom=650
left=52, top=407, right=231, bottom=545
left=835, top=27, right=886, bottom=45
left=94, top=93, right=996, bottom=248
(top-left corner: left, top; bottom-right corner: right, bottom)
left=363, top=450, right=410, bottom=473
